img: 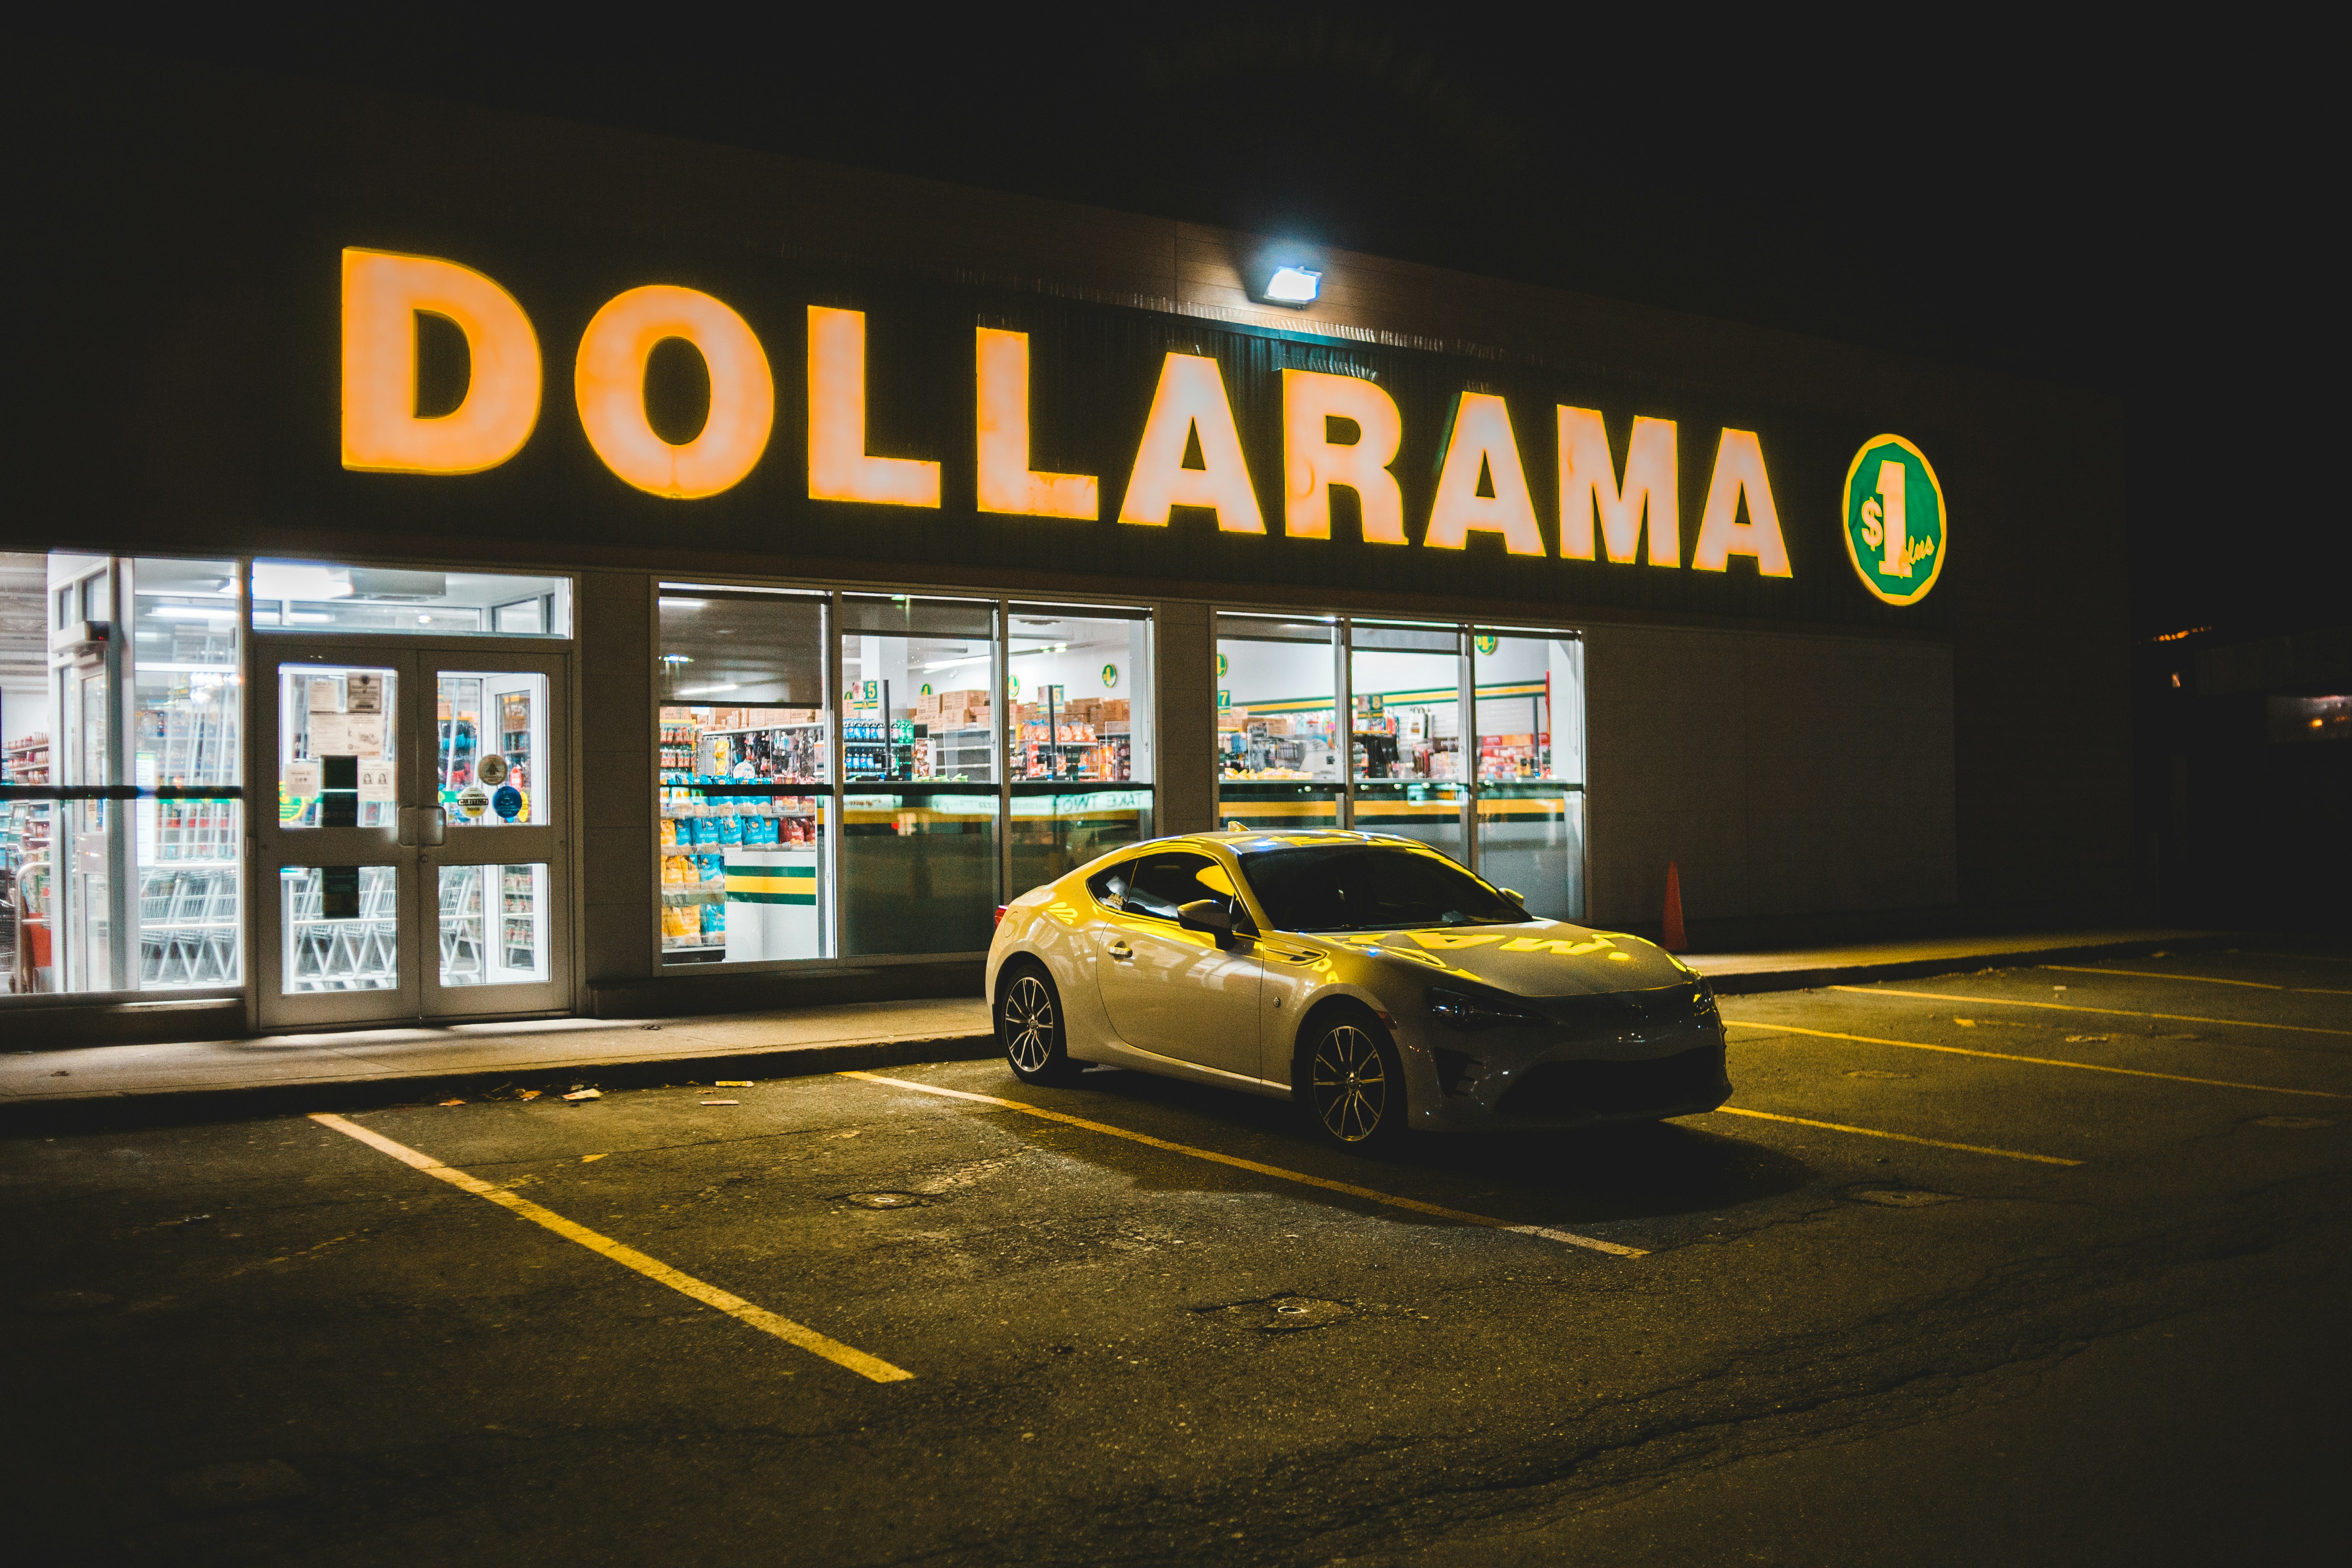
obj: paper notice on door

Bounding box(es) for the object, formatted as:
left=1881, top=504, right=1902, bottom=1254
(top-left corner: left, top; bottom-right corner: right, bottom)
left=357, top=761, right=397, bottom=802
left=308, top=712, right=351, bottom=755
left=345, top=672, right=384, bottom=714
left=283, top=759, right=321, bottom=813
left=308, top=676, right=343, bottom=714
left=346, top=715, right=386, bottom=759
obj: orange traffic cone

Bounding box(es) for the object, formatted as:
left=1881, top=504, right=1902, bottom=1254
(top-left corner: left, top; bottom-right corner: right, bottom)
left=1661, top=860, right=1688, bottom=952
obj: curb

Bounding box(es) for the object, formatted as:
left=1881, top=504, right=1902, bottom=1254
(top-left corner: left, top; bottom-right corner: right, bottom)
left=1698, top=932, right=2235, bottom=996
left=0, top=1032, right=999, bottom=1134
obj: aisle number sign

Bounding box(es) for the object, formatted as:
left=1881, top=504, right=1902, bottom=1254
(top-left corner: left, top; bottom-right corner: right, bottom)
left=1841, top=436, right=1947, bottom=606
left=342, top=248, right=1951, bottom=597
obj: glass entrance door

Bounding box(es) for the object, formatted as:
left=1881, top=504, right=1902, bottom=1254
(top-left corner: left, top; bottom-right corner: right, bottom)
left=255, top=644, right=568, bottom=1028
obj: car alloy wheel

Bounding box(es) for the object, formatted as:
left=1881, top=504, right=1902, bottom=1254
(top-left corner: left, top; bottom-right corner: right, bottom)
left=1311, top=1021, right=1391, bottom=1144
left=1001, top=974, right=1057, bottom=1075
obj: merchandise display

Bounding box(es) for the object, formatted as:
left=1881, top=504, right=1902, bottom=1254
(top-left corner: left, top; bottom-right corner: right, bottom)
left=1213, top=616, right=1589, bottom=919
left=659, top=704, right=825, bottom=963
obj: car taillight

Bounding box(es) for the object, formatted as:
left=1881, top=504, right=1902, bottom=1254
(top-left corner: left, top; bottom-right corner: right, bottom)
left=994, top=904, right=1009, bottom=927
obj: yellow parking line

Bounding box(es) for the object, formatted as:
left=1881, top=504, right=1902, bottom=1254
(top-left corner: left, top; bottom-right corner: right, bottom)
left=839, top=1071, right=1646, bottom=1257
left=310, top=1113, right=912, bottom=1384
left=1709, top=1106, right=2082, bottom=1166
left=1831, top=986, right=2352, bottom=1040
left=1724, top=1020, right=2350, bottom=1100
left=2043, top=965, right=2280, bottom=990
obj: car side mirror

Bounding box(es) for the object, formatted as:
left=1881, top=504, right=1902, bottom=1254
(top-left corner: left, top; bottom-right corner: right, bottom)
left=1177, top=899, right=1236, bottom=940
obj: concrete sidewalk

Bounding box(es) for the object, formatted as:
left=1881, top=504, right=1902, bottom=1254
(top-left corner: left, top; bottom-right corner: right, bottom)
left=0, top=927, right=2218, bottom=1126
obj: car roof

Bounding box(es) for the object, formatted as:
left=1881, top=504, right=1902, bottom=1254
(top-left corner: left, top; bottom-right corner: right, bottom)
left=1127, top=830, right=1438, bottom=854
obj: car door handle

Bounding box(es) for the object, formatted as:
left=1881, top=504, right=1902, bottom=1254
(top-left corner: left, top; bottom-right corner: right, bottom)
left=1106, top=941, right=1133, bottom=960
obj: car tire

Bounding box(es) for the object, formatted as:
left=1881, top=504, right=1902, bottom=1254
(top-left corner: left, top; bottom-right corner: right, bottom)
left=1300, top=1004, right=1407, bottom=1154
left=998, top=962, right=1084, bottom=1087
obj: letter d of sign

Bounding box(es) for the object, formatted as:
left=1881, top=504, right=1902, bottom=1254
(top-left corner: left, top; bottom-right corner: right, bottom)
left=576, top=287, right=775, bottom=499
left=342, top=249, right=541, bottom=474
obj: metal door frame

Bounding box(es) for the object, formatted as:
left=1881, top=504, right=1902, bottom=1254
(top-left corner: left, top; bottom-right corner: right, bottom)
left=251, top=637, right=572, bottom=1030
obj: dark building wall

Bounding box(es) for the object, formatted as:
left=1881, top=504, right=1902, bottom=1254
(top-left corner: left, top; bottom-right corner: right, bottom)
left=1586, top=626, right=1957, bottom=940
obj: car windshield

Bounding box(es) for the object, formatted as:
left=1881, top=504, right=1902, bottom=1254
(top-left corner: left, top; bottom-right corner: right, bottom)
left=1237, top=843, right=1524, bottom=932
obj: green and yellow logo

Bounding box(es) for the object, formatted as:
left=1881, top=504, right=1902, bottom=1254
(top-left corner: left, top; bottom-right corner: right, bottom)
left=1842, top=435, right=1946, bottom=605
left=1474, top=634, right=1499, bottom=655
left=1101, top=663, right=1118, bottom=689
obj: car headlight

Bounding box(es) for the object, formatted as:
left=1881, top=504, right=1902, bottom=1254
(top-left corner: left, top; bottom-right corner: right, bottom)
left=1426, top=984, right=1547, bottom=1031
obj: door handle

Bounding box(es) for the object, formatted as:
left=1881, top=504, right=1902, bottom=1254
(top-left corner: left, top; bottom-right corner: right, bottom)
left=1106, top=941, right=1133, bottom=960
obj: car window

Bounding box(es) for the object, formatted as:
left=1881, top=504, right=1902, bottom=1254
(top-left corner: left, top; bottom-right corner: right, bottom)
left=1236, top=844, right=1523, bottom=932
left=1084, top=862, right=1134, bottom=910
left=1121, top=851, right=1237, bottom=923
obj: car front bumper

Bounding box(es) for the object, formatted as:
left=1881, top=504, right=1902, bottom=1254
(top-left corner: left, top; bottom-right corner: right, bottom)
left=1403, top=1014, right=1732, bottom=1130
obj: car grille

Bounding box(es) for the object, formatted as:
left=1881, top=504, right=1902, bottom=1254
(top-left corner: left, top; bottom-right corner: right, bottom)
left=1544, top=983, right=1716, bottom=1034
left=1499, top=1043, right=1730, bottom=1121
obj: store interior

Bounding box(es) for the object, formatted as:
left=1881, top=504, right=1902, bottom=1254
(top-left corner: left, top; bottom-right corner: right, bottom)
left=1214, top=616, right=1589, bottom=918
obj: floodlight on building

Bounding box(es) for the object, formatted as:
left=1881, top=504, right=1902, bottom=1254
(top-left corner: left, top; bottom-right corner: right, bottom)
left=1260, top=266, right=1322, bottom=306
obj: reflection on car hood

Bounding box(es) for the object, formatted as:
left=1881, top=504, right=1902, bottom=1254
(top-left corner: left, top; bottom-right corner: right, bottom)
left=1315, top=921, right=1692, bottom=997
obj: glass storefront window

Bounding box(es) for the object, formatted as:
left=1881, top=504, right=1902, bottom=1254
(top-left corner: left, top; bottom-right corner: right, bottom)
left=1010, top=787, right=1154, bottom=894
left=658, top=587, right=834, bottom=966
left=1004, top=602, right=1155, bottom=894
left=4, top=552, right=245, bottom=997
left=1472, top=631, right=1583, bottom=784
left=1473, top=631, right=1586, bottom=918
left=841, top=790, right=999, bottom=956
left=280, top=864, right=398, bottom=992
left=842, top=595, right=997, bottom=784
left=1213, top=613, right=1586, bottom=920
left=439, top=863, right=550, bottom=987
left=1006, top=605, right=1152, bottom=784
left=438, top=671, right=549, bottom=827
left=250, top=561, right=571, bottom=637
left=1216, top=614, right=1342, bottom=832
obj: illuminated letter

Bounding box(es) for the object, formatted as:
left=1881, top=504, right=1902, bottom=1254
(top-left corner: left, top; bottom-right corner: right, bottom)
left=976, top=328, right=1097, bottom=519
left=808, top=306, right=940, bottom=507
left=1691, top=429, right=1792, bottom=576
left=342, top=248, right=540, bottom=474
left=1425, top=393, right=1544, bottom=555
left=1558, top=407, right=1678, bottom=567
left=1116, top=353, right=1264, bottom=532
left=1281, top=369, right=1404, bottom=543
left=574, top=286, right=774, bottom=499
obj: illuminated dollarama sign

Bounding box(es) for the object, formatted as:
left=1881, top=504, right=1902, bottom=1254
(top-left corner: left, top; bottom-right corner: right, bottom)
left=344, top=246, right=1932, bottom=597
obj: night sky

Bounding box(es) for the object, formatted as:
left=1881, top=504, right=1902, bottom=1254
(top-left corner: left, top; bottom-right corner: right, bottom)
left=61, top=8, right=2329, bottom=642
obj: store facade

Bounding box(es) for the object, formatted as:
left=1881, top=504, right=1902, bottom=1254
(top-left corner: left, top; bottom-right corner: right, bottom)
left=4, top=64, right=2132, bottom=1043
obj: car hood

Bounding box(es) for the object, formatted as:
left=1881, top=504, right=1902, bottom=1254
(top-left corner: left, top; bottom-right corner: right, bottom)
left=1313, top=921, right=1693, bottom=998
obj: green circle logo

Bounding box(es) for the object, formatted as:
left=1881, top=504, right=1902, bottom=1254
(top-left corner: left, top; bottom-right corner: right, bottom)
left=919, top=683, right=933, bottom=696
left=1841, top=435, right=1946, bottom=605
left=1474, top=634, right=1499, bottom=655
left=1216, top=652, right=1229, bottom=678
left=1101, top=663, right=1118, bottom=689
left=1006, top=674, right=1020, bottom=698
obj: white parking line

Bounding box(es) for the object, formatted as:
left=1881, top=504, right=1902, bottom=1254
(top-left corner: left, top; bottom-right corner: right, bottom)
left=1830, top=987, right=2352, bottom=1040
left=839, top=1071, right=1647, bottom=1257
left=312, top=1113, right=913, bottom=1383
left=1724, top=1020, right=2349, bottom=1099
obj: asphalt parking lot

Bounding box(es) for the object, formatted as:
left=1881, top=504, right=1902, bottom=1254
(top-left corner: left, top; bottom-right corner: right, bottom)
left=6, top=946, right=2349, bottom=1566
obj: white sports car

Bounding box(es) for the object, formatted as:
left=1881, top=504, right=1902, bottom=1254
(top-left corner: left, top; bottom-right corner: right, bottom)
left=985, top=830, right=1729, bottom=1151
